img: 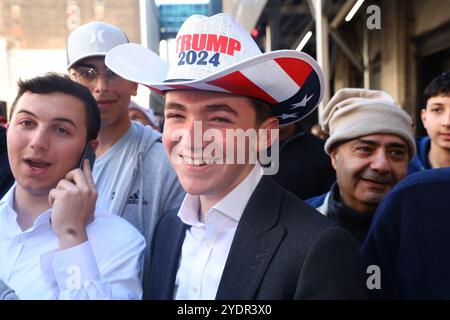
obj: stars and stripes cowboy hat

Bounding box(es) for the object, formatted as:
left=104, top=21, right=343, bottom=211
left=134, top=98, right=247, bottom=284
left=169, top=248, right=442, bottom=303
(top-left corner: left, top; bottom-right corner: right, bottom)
left=105, top=13, right=324, bottom=126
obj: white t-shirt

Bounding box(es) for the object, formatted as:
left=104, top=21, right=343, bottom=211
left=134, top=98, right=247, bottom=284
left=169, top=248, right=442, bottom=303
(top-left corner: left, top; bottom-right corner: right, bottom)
left=92, top=122, right=185, bottom=238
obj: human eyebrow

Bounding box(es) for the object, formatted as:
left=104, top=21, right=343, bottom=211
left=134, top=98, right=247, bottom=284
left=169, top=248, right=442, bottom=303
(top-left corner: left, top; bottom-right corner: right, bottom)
left=15, top=110, right=77, bottom=127
left=428, top=102, right=445, bottom=108
left=16, top=109, right=38, bottom=118
left=74, top=63, right=97, bottom=69
left=354, top=138, right=378, bottom=147
left=206, top=104, right=239, bottom=117
left=387, top=142, right=408, bottom=150
left=53, top=117, right=77, bottom=128
left=165, top=102, right=186, bottom=112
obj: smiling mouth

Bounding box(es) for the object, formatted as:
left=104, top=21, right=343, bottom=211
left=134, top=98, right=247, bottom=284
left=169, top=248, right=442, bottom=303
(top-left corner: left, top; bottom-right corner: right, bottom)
left=177, top=154, right=219, bottom=166
left=361, top=178, right=390, bottom=188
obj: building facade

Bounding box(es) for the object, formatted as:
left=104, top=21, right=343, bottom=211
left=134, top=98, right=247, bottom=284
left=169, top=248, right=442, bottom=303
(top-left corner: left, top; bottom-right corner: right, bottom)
left=0, top=0, right=159, bottom=113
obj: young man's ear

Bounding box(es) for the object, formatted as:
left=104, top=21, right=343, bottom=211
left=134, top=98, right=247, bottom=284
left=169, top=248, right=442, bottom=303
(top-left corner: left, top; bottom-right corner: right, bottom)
left=257, top=117, right=279, bottom=152
left=131, top=82, right=138, bottom=96
left=421, top=108, right=428, bottom=130
left=89, top=139, right=99, bottom=151
left=67, top=70, right=77, bottom=82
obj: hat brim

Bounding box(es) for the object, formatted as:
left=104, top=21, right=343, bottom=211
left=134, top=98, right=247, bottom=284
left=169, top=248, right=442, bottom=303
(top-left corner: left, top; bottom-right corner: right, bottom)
left=67, top=51, right=109, bottom=69
left=106, top=43, right=323, bottom=126
left=105, top=43, right=169, bottom=84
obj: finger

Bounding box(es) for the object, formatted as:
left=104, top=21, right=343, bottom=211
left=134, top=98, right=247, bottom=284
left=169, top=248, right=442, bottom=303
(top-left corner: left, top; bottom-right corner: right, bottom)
left=55, top=179, right=79, bottom=193
left=83, top=159, right=91, bottom=172
left=65, top=168, right=88, bottom=189
left=48, top=188, right=57, bottom=207
left=82, top=159, right=96, bottom=191
left=83, top=159, right=95, bottom=188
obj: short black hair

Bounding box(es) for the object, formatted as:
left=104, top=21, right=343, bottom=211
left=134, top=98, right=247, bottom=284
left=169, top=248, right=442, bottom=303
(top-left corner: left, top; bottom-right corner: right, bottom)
left=424, top=71, right=450, bottom=102
left=10, top=73, right=100, bottom=142
left=248, top=97, right=274, bottom=124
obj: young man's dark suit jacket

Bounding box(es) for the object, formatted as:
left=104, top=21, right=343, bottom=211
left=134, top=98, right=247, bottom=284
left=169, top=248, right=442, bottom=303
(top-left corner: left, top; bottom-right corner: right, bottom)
left=0, top=126, right=14, bottom=199
left=145, top=176, right=367, bottom=299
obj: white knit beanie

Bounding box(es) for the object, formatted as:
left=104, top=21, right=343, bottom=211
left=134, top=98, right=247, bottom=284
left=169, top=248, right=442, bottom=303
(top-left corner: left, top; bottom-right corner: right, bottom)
left=322, top=88, right=416, bottom=157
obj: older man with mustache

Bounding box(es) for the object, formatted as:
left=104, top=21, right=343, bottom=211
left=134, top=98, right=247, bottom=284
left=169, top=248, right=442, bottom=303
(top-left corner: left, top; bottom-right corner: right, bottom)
left=307, top=88, right=416, bottom=245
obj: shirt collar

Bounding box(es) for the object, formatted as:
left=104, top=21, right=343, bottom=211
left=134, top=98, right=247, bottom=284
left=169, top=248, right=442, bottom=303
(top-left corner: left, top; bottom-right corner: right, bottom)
left=328, top=182, right=373, bottom=227
left=1, top=184, right=52, bottom=229
left=1, top=183, right=16, bottom=212
left=214, top=163, right=263, bottom=222
left=178, top=163, right=264, bottom=226
left=177, top=194, right=202, bottom=227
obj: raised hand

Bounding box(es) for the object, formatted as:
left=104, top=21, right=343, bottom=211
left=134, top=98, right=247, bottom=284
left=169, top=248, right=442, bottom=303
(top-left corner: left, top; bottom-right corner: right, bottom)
left=48, top=160, right=98, bottom=250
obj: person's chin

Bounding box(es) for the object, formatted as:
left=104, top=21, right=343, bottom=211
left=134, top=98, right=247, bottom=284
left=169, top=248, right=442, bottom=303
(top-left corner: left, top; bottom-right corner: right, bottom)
left=436, top=137, right=450, bottom=148
left=180, top=180, right=210, bottom=196
left=361, top=191, right=386, bottom=205
left=18, top=180, right=53, bottom=196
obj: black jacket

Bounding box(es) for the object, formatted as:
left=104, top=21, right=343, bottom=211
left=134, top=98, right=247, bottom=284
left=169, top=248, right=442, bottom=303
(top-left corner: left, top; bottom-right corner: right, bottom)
left=273, top=125, right=335, bottom=200
left=145, top=176, right=366, bottom=300
left=0, top=126, right=14, bottom=199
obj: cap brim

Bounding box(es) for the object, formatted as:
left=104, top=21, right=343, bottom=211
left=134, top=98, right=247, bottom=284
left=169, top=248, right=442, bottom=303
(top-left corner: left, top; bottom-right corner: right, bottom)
left=67, top=51, right=109, bottom=69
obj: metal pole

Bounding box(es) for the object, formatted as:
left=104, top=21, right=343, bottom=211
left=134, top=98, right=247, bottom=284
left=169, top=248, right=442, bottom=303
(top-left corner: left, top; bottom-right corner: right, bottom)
left=314, top=0, right=330, bottom=122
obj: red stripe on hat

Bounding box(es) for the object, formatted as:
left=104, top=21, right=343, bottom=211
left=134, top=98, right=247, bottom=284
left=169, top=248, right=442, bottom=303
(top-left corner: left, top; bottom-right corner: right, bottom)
left=208, top=71, right=277, bottom=104
left=275, top=58, right=313, bottom=87
left=167, top=84, right=194, bottom=90
left=144, top=85, right=164, bottom=95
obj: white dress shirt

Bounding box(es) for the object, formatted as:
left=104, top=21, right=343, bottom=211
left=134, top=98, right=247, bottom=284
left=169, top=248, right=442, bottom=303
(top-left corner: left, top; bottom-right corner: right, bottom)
left=174, top=164, right=263, bottom=300
left=0, top=185, right=146, bottom=300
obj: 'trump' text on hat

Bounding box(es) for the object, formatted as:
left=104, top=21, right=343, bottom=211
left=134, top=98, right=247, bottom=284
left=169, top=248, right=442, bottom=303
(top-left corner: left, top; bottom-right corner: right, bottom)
left=176, top=34, right=241, bottom=56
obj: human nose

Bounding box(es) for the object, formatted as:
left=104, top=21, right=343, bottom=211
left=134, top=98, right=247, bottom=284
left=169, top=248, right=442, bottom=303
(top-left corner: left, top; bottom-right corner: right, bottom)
left=180, top=119, right=208, bottom=150
left=442, top=110, right=450, bottom=127
left=370, top=150, right=391, bottom=173
left=29, top=128, right=49, bottom=151
left=92, top=72, right=110, bottom=93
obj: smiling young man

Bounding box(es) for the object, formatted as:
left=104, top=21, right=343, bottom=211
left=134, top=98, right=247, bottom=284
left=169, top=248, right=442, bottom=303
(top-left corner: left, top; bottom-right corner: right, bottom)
left=409, top=71, right=450, bottom=173
left=307, top=88, right=416, bottom=244
left=66, top=21, right=185, bottom=242
left=107, top=13, right=367, bottom=300
left=0, top=74, right=145, bottom=299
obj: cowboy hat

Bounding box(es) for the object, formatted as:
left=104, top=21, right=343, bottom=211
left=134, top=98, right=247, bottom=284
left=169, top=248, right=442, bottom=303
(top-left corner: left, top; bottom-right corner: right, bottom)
left=106, top=13, right=324, bottom=126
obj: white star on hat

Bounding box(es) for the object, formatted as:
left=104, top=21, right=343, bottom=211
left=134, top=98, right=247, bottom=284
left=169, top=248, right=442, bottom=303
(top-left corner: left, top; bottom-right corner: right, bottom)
left=278, top=113, right=298, bottom=120
left=290, top=94, right=314, bottom=109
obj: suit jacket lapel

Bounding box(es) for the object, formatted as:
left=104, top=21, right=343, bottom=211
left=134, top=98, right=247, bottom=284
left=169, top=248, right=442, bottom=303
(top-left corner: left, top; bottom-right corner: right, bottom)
left=216, top=177, right=285, bottom=300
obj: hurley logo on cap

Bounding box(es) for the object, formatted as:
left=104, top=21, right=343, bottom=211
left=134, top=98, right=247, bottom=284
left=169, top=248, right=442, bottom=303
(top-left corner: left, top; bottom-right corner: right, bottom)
left=89, top=30, right=107, bottom=44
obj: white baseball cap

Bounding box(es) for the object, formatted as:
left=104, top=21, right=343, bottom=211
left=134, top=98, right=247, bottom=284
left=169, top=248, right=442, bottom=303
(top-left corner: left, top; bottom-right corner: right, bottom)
left=106, top=13, right=324, bottom=126
left=67, top=21, right=129, bottom=69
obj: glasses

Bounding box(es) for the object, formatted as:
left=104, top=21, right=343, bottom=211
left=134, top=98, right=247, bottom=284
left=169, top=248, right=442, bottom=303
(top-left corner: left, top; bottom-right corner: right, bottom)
left=70, top=66, right=122, bottom=86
